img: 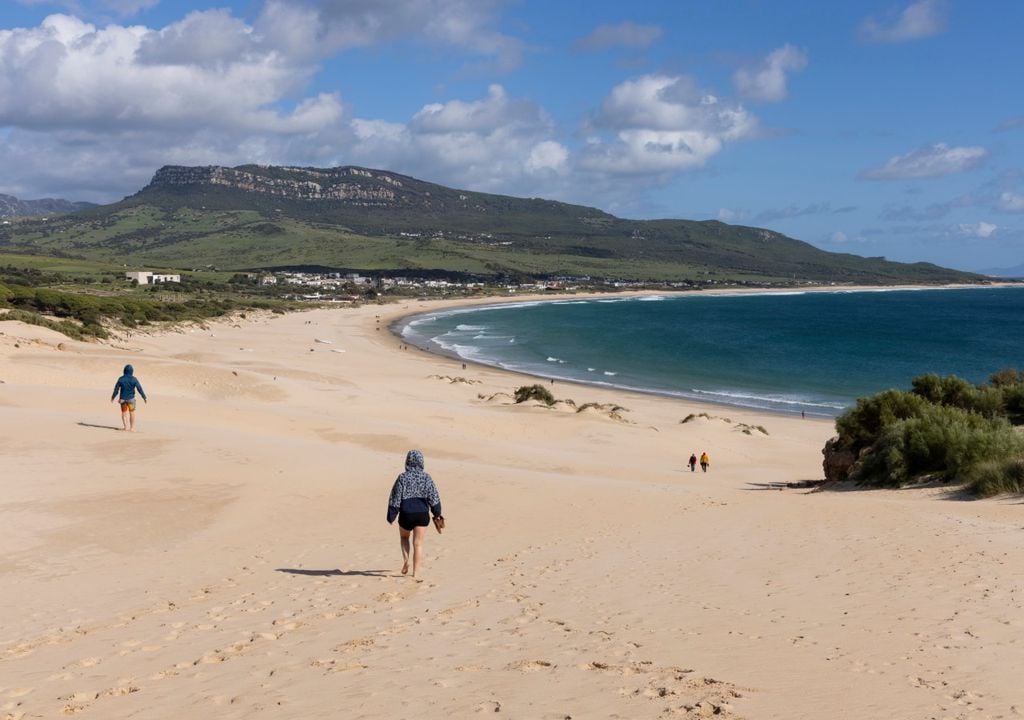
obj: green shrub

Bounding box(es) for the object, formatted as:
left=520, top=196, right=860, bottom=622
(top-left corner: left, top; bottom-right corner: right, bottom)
left=834, top=389, right=929, bottom=454
left=910, top=373, right=1006, bottom=418
left=514, top=384, right=556, bottom=406
left=853, top=404, right=1024, bottom=487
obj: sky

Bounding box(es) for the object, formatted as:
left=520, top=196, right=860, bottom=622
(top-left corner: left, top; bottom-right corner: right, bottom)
left=1, top=0, right=1023, bottom=272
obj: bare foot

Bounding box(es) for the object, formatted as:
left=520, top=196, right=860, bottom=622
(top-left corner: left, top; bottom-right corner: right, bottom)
left=401, top=562, right=409, bottom=575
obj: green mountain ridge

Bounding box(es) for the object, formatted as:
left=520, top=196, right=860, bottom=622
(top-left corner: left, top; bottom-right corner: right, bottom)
left=0, top=163, right=987, bottom=285
left=0, top=193, right=96, bottom=219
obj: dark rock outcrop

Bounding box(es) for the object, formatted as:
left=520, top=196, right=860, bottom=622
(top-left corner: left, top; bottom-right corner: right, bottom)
left=822, top=436, right=856, bottom=482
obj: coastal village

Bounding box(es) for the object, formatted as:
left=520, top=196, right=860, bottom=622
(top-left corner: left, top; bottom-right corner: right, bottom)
left=125, top=267, right=758, bottom=302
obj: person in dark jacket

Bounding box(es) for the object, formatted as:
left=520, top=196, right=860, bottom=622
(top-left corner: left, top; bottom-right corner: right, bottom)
left=110, top=364, right=147, bottom=432
left=387, top=450, right=443, bottom=578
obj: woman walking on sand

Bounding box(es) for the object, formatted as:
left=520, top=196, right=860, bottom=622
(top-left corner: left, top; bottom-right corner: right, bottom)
left=700, top=451, right=710, bottom=472
left=110, top=364, right=147, bottom=432
left=387, top=450, right=443, bottom=578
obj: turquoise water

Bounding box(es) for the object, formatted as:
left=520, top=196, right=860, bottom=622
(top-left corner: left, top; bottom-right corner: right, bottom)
left=399, top=287, right=1024, bottom=417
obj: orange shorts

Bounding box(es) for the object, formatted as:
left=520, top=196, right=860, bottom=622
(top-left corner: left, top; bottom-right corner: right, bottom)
left=120, top=401, right=136, bottom=412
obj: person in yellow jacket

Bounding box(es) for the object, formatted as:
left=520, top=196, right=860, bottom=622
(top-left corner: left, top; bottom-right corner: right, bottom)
left=700, top=451, right=710, bottom=472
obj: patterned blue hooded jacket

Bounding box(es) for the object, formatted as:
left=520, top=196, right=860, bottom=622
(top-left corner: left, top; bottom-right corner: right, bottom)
left=387, top=450, right=442, bottom=523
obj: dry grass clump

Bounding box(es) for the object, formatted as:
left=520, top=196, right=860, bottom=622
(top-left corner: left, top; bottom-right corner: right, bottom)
left=429, top=374, right=480, bottom=385
left=681, top=412, right=732, bottom=424
left=514, top=384, right=557, bottom=405
left=965, top=457, right=1024, bottom=497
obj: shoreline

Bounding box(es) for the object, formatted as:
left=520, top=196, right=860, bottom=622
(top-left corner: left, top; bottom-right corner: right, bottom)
left=382, top=283, right=1023, bottom=419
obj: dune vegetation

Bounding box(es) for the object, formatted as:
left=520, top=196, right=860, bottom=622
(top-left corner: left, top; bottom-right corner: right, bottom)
left=830, top=370, right=1024, bottom=496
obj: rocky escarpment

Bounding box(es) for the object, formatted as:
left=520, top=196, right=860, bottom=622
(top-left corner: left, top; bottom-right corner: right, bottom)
left=147, top=165, right=402, bottom=205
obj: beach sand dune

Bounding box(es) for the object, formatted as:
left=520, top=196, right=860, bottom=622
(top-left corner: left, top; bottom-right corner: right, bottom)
left=1, top=303, right=1022, bottom=719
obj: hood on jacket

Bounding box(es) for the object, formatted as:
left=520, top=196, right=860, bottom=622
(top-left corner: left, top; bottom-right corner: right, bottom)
left=405, top=449, right=424, bottom=471
left=123, top=364, right=134, bottom=376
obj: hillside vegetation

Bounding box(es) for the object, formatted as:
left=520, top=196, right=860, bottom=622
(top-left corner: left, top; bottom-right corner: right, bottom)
left=0, top=164, right=988, bottom=285
left=0, top=267, right=293, bottom=340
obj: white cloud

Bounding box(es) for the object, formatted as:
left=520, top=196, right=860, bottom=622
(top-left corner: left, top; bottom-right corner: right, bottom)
left=257, top=0, right=523, bottom=71
left=574, top=21, right=663, bottom=51
left=137, top=9, right=254, bottom=67
left=733, top=44, right=808, bottom=103
left=958, top=221, right=997, bottom=238
left=526, top=141, right=569, bottom=174
left=580, top=74, right=757, bottom=175
left=349, top=85, right=569, bottom=193
left=860, top=143, right=987, bottom=180
left=859, top=0, right=948, bottom=43
left=831, top=231, right=848, bottom=243
left=0, top=10, right=352, bottom=200
left=718, top=208, right=737, bottom=222
left=997, top=191, right=1024, bottom=212
left=0, top=13, right=336, bottom=134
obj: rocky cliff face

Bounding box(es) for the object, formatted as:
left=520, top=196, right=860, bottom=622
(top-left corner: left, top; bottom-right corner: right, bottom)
left=0, top=193, right=95, bottom=218
left=148, top=165, right=402, bottom=205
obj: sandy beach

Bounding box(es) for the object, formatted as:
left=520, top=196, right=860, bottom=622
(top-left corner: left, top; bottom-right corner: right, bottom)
left=1, top=298, right=1022, bottom=719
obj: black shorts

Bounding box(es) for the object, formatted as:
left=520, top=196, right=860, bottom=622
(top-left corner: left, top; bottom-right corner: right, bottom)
left=398, top=511, right=430, bottom=531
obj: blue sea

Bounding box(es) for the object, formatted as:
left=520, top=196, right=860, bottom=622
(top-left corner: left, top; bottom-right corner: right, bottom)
left=398, top=287, right=1024, bottom=417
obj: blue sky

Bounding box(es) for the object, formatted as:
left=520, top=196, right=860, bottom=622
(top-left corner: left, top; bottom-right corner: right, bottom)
left=2, top=0, right=1023, bottom=272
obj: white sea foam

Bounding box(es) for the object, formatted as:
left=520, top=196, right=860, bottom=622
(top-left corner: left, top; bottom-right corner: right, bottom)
left=691, top=388, right=844, bottom=410
left=603, top=371, right=617, bottom=376
left=455, top=324, right=486, bottom=331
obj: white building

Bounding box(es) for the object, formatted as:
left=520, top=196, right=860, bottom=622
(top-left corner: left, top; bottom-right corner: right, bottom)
left=125, top=271, right=181, bottom=285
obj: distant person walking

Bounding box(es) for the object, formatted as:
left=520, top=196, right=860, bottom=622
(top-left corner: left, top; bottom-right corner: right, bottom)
left=700, top=451, right=710, bottom=473
left=688, top=453, right=697, bottom=472
left=110, top=364, right=147, bottom=432
left=387, top=450, right=444, bottom=578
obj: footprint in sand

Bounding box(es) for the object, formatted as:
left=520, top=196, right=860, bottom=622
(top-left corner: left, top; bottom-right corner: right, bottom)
left=909, top=675, right=944, bottom=690
left=335, top=638, right=374, bottom=653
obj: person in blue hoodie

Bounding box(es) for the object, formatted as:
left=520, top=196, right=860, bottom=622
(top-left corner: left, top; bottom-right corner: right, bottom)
left=110, top=364, right=147, bottom=432
left=387, top=450, right=443, bottom=578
